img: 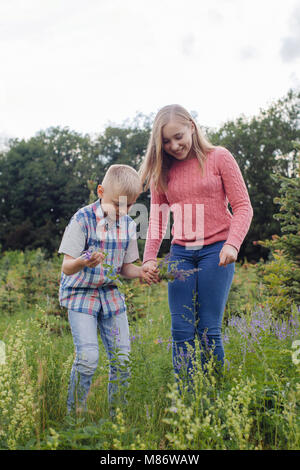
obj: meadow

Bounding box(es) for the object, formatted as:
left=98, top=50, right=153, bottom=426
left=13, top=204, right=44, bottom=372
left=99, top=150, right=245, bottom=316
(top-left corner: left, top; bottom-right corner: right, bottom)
left=0, top=249, right=299, bottom=450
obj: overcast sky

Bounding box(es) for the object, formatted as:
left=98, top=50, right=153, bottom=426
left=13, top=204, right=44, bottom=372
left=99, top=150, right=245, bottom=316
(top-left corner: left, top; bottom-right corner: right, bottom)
left=0, top=0, right=299, bottom=141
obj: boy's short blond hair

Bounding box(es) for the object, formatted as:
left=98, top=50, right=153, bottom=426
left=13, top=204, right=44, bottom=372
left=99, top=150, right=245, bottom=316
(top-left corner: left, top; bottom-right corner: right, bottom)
left=102, top=164, right=142, bottom=200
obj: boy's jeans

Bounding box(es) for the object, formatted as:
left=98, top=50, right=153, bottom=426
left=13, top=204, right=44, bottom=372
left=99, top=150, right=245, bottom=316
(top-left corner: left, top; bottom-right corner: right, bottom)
left=67, top=309, right=131, bottom=414
left=168, top=241, right=235, bottom=381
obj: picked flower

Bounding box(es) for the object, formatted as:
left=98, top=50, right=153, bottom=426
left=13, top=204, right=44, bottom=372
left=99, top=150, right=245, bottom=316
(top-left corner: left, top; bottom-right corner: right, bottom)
left=81, top=246, right=107, bottom=260
left=157, top=254, right=201, bottom=282
left=82, top=250, right=92, bottom=260
left=166, top=267, right=201, bottom=281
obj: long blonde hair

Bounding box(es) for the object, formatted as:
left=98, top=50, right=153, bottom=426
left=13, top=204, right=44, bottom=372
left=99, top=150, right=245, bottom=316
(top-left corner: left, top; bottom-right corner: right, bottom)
left=139, top=104, right=215, bottom=193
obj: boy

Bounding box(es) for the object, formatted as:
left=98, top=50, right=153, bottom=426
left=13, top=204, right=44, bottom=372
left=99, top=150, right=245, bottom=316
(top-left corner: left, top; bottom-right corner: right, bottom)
left=58, top=164, right=158, bottom=416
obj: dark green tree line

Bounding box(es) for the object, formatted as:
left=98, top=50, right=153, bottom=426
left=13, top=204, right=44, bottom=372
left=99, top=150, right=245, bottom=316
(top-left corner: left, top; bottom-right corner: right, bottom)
left=0, top=127, right=105, bottom=253
left=0, top=89, right=299, bottom=260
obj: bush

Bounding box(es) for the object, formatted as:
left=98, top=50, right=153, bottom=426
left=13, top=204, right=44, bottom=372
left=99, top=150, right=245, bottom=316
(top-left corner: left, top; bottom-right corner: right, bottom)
left=0, top=249, right=64, bottom=317
left=255, top=145, right=300, bottom=316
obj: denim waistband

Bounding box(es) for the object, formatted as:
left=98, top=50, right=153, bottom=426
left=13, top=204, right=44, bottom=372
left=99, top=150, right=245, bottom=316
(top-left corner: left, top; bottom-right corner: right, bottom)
left=171, top=240, right=226, bottom=253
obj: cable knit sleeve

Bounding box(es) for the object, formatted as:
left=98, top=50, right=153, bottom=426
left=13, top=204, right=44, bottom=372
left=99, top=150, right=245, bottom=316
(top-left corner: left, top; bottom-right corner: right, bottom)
left=217, top=147, right=253, bottom=252
left=142, top=183, right=170, bottom=263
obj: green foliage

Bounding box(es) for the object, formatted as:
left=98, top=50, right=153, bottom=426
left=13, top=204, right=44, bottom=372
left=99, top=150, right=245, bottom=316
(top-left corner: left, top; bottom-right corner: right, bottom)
left=0, top=249, right=67, bottom=332
left=1, top=91, right=300, bottom=449
left=0, top=127, right=105, bottom=254
left=0, top=249, right=299, bottom=450
left=119, top=278, right=148, bottom=321
left=256, top=252, right=299, bottom=317
left=255, top=145, right=300, bottom=315
left=0, top=89, right=299, bottom=261
left=224, top=261, right=263, bottom=320
left=95, top=121, right=151, bottom=170
left=208, top=88, right=300, bottom=262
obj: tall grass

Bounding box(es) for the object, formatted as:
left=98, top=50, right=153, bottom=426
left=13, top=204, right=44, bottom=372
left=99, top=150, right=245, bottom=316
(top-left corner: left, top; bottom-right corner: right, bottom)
left=0, top=252, right=299, bottom=450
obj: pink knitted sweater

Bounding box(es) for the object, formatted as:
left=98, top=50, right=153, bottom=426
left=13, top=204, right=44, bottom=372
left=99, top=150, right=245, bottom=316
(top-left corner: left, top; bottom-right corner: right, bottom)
left=143, top=146, right=253, bottom=263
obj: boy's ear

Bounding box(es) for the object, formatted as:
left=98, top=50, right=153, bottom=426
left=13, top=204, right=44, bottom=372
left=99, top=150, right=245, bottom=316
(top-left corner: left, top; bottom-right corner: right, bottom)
left=97, top=185, right=104, bottom=198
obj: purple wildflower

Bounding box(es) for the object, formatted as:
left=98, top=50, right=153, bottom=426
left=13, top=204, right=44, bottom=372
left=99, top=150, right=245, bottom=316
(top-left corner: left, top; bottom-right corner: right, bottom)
left=225, top=303, right=300, bottom=351
left=223, top=333, right=229, bottom=343
left=157, top=255, right=201, bottom=282
left=130, top=333, right=142, bottom=343
left=111, top=327, right=120, bottom=336
left=163, top=253, right=171, bottom=264
left=83, top=250, right=92, bottom=260
left=169, top=268, right=201, bottom=281
left=169, top=406, right=178, bottom=413
left=82, top=246, right=107, bottom=260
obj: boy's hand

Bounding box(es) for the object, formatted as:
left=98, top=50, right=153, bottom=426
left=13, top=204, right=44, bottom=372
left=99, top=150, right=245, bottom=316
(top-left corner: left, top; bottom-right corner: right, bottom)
left=80, top=251, right=106, bottom=269
left=140, top=264, right=160, bottom=285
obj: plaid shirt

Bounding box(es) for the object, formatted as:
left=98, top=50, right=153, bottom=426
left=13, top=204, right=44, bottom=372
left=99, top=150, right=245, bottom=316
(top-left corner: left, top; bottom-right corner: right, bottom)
left=59, top=199, right=135, bottom=318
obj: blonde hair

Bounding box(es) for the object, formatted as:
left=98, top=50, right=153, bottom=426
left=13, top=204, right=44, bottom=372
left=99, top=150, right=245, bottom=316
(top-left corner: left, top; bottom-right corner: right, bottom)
left=139, top=104, right=215, bottom=192
left=102, top=164, right=142, bottom=200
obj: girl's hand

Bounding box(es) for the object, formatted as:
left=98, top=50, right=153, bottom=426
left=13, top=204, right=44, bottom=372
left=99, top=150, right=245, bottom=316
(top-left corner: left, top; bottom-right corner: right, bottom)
left=218, top=244, right=238, bottom=267
left=140, top=262, right=160, bottom=285
left=143, top=260, right=158, bottom=271
left=80, top=251, right=106, bottom=268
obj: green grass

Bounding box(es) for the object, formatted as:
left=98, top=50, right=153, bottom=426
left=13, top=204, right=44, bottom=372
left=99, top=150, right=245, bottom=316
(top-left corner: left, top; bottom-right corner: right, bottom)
left=0, top=254, right=299, bottom=450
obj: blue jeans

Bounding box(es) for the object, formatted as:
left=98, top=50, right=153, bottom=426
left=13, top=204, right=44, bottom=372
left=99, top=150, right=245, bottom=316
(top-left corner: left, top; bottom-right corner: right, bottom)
left=168, top=241, right=235, bottom=381
left=67, top=309, right=131, bottom=413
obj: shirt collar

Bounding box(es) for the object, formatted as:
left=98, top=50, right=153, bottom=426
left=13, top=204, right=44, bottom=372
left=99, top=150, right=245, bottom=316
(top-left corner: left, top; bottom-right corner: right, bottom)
left=94, top=199, right=123, bottom=228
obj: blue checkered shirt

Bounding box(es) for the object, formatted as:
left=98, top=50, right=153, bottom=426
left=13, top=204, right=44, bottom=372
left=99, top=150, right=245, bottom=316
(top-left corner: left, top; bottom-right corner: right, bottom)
left=59, top=199, right=136, bottom=318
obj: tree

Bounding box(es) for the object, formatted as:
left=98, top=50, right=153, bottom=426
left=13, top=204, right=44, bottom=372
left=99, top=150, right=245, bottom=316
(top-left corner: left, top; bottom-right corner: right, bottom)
left=208, top=88, right=300, bottom=262
left=255, top=143, right=300, bottom=315
left=0, top=127, right=105, bottom=254
left=94, top=114, right=152, bottom=171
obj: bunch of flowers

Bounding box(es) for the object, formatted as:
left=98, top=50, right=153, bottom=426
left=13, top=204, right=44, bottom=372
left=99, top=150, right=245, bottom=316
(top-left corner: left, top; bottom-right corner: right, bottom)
left=157, top=253, right=201, bottom=282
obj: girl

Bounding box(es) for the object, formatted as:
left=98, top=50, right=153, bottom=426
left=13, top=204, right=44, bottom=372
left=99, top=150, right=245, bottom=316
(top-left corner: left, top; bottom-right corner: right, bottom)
left=139, top=104, right=253, bottom=383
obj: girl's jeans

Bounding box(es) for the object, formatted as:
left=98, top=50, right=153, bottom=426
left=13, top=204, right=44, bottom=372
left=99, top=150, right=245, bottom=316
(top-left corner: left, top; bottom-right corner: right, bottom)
left=67, top=309, right=130, bottom=414
left=168, top=241, right=235, bottom=381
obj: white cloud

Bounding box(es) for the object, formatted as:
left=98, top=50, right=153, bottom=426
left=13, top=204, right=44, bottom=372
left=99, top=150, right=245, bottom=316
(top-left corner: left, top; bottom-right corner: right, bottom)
left=280, top=5, right=300, bottom=62
left=0, top=0, right=299, bottom=140
left=239, top=46, right=259, bottom=61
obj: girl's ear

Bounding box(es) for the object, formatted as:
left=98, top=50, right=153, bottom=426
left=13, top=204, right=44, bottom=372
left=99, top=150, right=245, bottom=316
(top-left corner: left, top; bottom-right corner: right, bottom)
left=97, top=185, right=104, bottom=198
